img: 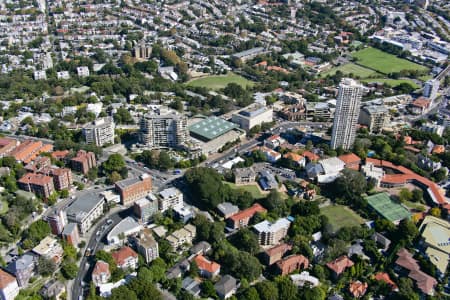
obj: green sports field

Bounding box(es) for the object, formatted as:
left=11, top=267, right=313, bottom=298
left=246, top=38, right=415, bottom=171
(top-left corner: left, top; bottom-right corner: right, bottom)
left=323, top=63, right=380, bottom=78
left=223, top=182, right=265, bottom=199
left=352, top=47, right=428, bottom=74
left=320, top=204, right=365, bottom=232
left=187, top=73, right=254, bottom=90
left=366, top=193, right=411, bottom=223
left=361, top=78, right=419, bottom=88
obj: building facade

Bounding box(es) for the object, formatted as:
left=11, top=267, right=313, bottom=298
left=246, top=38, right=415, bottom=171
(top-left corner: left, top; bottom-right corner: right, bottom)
left=82, top=117, right=115, bottom=147
left=133, top=196, right=158, bottom=223
left=70, top=150, right=97, bottom=174
left=115, top=173, right=152, bottom=206
left=359, top=105, right=389, bottom=134
left=0, top=269, right=19, bottom=300
left=134, top=228, right=159, bottom=263
left=18, top=173, right=55, bottom=198
left=331, top=78, right=363, bottom=150
left=65, top=193, right=105, bottom=235
left=158, top=187, right=183, bottom=212
left=139, top=113, right=188, bottom=149
left=423, top=79, right=439, bottom=100
left=231, top=105, right=273, bottom=131
left=254, top=218, right=291, bottom=246
left=47, top=208, right=67, bottom=235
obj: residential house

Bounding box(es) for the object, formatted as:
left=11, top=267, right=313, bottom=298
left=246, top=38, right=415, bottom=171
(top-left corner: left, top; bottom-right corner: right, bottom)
left=283, top=152, right=306, bottom=168
left=214, top=275, right=238, bottom=299
left=92, top=261, right=111, bottom=286
left=349, top=281, right=368, bottom=298
left=338, top=153, right=361, bottom=171
left=0, top=269, right=19, bottom=300
left=290, top=272, right=319, bottom=287
left=182, top=277, right=201, bottom=297
left=226, top=203, right=267, bottom=230
left=262, top=243, right=292, bottom=265
left=275, top=255, right=309, bottom=275
left=395, top=248, right=437, bottom=295
left=190, top=241, right=212, bottom=256
left=234, top=167, right=256, bottom=185
left=112, top=246, right=139, bottom=270
left=32, top=236, right=64, bottom=265
left=326, top=256, right=354, bottom=279
left=264, top=135, right=285, bottom=149
left=166, top=224, right=196, bottom=249
left=260, top=146, right=281, bottom=162
left=258, top=170, right=278, bottom=191
left=194, top=255, right=221, bottom=278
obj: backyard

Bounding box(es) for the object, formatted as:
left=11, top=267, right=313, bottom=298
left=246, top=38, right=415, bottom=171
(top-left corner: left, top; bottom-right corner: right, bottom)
left=320, top=204, right=365, bottom=233
left=186, top=72, right=254, bottom=90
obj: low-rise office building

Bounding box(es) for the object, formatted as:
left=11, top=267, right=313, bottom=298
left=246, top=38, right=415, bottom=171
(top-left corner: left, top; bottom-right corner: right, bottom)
left=115, top=173, right=152, bottom=206
left=65, top=192, right=105, bottom=235
left=232, top=104, right=273, bottom=131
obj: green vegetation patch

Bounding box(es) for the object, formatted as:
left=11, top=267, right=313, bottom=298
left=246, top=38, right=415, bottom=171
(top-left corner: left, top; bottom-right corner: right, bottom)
left=366, top=192, right=411, bottom=223
left=187, top=72, right=254, bottom=90
left=322, top=63, right=380, bottom=78
left=0, top=200, right=8, bottom=215
left=224, top=181, right=265, bottom=199
left=352, top=47, right=428, bottom=74
left=361, top=78, right=419, bottom=89
left=320, top=204, right=365, bottom=232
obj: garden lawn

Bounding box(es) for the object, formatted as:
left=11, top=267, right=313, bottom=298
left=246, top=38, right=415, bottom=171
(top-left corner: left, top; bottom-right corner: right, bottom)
left=361, top=78, right=419, bottom=89
left=352, top=47, right=428, bottom=74
left=223, top=182, right=265, bottom=199
left=320, top=204, right=365, bottom=232
left=186, top=72, right=254, bottom=90
left=322, top=63, right=380, bottom=78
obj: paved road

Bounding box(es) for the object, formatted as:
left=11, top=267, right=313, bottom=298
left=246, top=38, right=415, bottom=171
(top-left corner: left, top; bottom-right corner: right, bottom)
left=72, top=209, right=125, bottom=300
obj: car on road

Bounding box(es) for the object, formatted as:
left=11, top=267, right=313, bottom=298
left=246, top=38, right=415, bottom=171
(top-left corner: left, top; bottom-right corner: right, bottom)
left=85, top=248, right=92, bottom=257
left=106, top=219, right=113, bottom=225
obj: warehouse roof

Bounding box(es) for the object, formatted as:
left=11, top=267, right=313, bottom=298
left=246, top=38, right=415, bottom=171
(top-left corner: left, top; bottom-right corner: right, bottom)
left=189, top=116, right=238, bottom=141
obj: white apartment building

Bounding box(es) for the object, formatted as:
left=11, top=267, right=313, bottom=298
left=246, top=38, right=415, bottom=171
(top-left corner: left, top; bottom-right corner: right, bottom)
left=32, top=236, right=64, bottom=265
left=232, top=104, right=273, bottom=131
left=331, top=78, right=363, bottom=150
left=77, top=66, right=90, bottom=77
left=139, top=112, right=188, bottom=149
left=65, top=192, right=105, bottom=235
left=253, top=218, right=291, bottom=246
left=158, top=187, right=184, bottom=212
left=423, top=79, right=439, bottom=100
left=0, top=269, right=19, bottom=300
left=166, top=224, right=196, bottom=249
left=34, top=70, right=47, bottom=80
left=83, top=117, right=115, bottom=147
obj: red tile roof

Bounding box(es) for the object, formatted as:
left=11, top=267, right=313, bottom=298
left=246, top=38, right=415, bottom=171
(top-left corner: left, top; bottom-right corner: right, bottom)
left=92, top=260, right=110, bottom=276
left=18, top=173, right=53, bottom=186
left=265, top=243, right=292, bottom=258
left=302, top=151, right=319, bottom=161
left=0, top=269, right=16, bottom=289
left=395, top=248, right=419, bottom=271
left=284, top=152, right=304, bottom=162
left=349, top=281, right=368, bottom=298
left=112, top=246, right=138, bottom=266
left=411, top=97, right=431, bottom=108
left=228, top=203, right=267, bottom=223
left=409, top=270, right=437, bottom=295
left=366, top=158, right=446, bottom=205
left=51, top=150, right=70, bottom=160
left=326, top=255, right=354, bottom=275
left=275, top=254, right=309, bottom=275
left=194, top=255, right=220, bottom=274
left=338, top=153, right=361, bottom=165
left=374, top=272, right=398, bottom=291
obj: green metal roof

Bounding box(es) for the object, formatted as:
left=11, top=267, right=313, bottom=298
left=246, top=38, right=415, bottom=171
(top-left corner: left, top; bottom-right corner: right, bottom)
left=188, top=116, right=237, bottom=141
left=366, top=192, right=411, bottom=223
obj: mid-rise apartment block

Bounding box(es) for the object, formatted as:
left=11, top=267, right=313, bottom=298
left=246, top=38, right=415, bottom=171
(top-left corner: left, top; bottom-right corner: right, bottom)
left=82, top=117, right=115, bottom=147
left=70, top=150, right=97, bottom=174
left=18, top=173, right=55, bottom=198
left=0, top=138, right=19, bottom=157
left=133, top=195, right=158, bottom=223
left=359, top=105, right=389, bottom=134
left=139, top=112, right=188, bottom=149
left=158, top=187, right=183, bottom=212
left=253, top=218, right=291, bottom=246
left=47, top=208, right=67, bottom=235
left=61, top=223, right=80, bottom=246
left=133, top=228, right=159, bottom=263
left=423, top=79, right=439, bottom=100
left=115, top=173, right=152, bottom=206
left=40, top=167, right=73, bottom=191
left=10, top=140, right=53, bottom=164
